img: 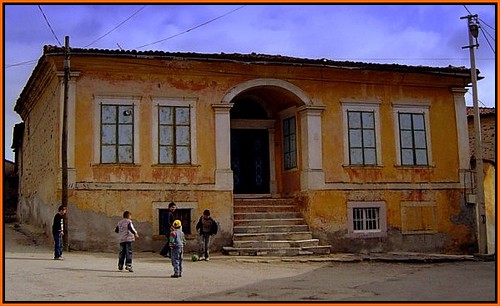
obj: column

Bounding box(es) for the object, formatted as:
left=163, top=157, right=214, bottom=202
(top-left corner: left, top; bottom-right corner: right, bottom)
left=212, top=103, right=234, bottom=190
left=298, top=105, right=326, bottom=191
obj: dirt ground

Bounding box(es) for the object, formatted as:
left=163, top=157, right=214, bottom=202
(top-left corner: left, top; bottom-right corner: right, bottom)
left=3, top=223, right=326, bottom=301
left=3, top=223, right=496, bottom=302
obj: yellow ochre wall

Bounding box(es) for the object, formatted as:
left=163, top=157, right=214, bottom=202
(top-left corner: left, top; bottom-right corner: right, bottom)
left=16, top=53, right=475, bottom=253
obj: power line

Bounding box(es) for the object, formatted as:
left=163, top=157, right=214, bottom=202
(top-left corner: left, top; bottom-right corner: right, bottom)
left=5, top=59, right=38, bottom=69
left=479, top=22, right=495, bottom=42
left=479, top=26, right=496, bottom=54
left=135, top=5, right=246, bottom=49
left=463, top=5, right=473, bottom=15
left=84, top=5, right=147, bottom=48
left=479, top=18, right=495, bottom=31
left=37, top=5, right=62, bottom=46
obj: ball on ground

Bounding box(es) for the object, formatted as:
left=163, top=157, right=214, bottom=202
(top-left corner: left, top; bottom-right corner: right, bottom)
left=191, top=254, right=199, bottom=262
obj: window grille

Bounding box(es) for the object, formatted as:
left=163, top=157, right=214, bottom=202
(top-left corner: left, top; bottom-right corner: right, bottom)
left=353, top=207, right=380, bottom=231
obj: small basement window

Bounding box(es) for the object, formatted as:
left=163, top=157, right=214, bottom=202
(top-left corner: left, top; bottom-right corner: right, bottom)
left=158, top=208, right=192, bottom=235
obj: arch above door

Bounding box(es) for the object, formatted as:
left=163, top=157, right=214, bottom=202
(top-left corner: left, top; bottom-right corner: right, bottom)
left=220, top=78, right=313, bottom=106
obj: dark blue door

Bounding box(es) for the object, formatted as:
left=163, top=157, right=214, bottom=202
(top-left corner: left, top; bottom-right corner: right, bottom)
left=231, top=129, right=270, bottom=194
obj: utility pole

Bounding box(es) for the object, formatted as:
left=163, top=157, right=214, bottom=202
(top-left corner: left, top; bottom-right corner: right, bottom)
left=461, top=14, right=487, bottom=255
left=62, top=36, right=70, bottom=250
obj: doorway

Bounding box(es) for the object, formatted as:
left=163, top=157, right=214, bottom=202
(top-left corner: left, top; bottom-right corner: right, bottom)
left=231, top=129, right=270, bottom=194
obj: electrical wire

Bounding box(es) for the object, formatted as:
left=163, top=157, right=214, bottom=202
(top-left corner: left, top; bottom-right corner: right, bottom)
left=479, top=26, right=496, bottom=54
left=84, top=5, right=147, bottom=48
left=37, top=5, right=62, bottom=46
left=463, top=5, right=473, bottom=15
left=468, top=91, right=488, bottom=107
left=5, top=59, right=38, bottom=69
left=135, top=5, right=245, bottom=49
left=479, top=22, right=496, bottom=42
left=479, top=18, right=495, bottom=31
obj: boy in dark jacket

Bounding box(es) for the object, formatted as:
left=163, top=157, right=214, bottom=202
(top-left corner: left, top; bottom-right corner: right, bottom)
left=52, top=205, right=67, bottom=260
left=195, top=209, right=218, bottom=261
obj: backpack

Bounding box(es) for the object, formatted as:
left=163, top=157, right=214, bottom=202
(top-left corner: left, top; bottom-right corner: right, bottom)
left=210, top=219, right=218, bottom=235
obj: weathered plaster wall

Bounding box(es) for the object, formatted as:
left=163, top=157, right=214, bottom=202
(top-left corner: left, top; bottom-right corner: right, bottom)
left=68, top=189, right=233, bottom=252
left=468, top=114, right=496, bottom=162
left=484, top=162, right=495, bottom=254
left=304, top=188, right=475, bottom=254
left=17, top=76, right=62, bottom=235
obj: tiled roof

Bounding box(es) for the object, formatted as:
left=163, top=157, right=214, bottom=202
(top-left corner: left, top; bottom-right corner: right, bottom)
left=467, top=107, right=496, bottom=117
left=42, top=45, right=472, bottom=77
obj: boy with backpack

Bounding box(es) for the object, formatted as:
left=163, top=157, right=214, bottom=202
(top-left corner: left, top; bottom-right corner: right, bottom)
left=195, top=209, right=218, bottom=261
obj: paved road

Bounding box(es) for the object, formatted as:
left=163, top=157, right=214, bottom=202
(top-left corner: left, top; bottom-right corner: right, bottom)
left=3, top=224, right=496, bottom=302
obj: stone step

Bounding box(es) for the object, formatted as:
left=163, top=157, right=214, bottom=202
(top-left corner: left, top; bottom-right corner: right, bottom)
left=227, top=197, right=331, bottom=257
left=234, top=205, right=297, bottom=213
left=234, top=231, right=313, bottom=241
left=222, top=245, right=331, bottom=256
left=234, top=198, right=297, bottom=206
left=234, top=212, right=302, bottom=220
left=234, top=224, right=310, bottom=234
left=234, top=218, right=305, bottom=226
left=233, top=239, right=320, bottom=248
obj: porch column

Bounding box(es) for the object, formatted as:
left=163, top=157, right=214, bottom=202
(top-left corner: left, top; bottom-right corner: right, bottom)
left=297, top=105, right=326, bottom=191
left=212, top=103, right=234, bottom=190
left=452, top=87, right=472, bottom=187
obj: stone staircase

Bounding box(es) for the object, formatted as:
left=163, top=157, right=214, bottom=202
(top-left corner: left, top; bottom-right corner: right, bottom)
left=222, top=197, right=331, bottom=256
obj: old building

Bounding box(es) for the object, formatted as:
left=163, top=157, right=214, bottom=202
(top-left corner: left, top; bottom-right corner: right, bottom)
left=4, top=159, right=18, bottom=223
left=14, top=45, right=477, bottom=254
left=467, top=107, right=496, bottom=254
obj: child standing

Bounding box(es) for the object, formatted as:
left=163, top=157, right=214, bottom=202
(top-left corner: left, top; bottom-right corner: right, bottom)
left=169, top=219, right=185, bottom=278
left=115, top=211, right=139, bottom=272
left=52, top=205, right=67, bottom=260
left=195, top=209, right=218, bottom=261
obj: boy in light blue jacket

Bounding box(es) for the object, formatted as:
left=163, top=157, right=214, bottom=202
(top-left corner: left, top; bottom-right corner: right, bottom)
left=169, top=219, right=185, bottom=278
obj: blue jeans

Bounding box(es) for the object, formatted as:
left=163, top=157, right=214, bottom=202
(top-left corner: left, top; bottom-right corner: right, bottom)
left=171, top=247, right=183, bottom=275
left=118, top=242, right=133, bottom=268
left=198, top=234, right=211, bottom=258
left=53, top=232, right=63, bottom=259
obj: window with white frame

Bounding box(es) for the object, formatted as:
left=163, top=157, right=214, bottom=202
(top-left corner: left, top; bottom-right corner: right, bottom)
left=393, top=104, right=431, bottom=166
left=94, top=96, right=140, bottom=164
left=283, top=116, right=297, bottom=170
left=347, top=201, right=387, bottom=238
left=342, top=102, right=382, bottom=166
left=152, top=97, right=197, bottom=165
left=398, top=113, right=428, bottom=165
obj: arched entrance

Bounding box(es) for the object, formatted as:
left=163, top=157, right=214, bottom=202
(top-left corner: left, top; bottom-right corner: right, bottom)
left=213, top=78, right=325, bottom=195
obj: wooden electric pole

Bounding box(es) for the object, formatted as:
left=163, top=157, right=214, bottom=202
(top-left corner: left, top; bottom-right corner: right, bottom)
left=62, top=36, right=70, bottom=250
left=461, top=14, right=487, bottom=255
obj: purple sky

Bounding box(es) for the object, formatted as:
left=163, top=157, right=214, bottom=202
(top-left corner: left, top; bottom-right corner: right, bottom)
left=3, top=4, right=496, bottom=161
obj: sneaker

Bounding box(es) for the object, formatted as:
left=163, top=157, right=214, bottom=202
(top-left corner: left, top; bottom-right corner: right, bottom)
left=170, top=274, right=180, bottom=278
left=118, top=265, right=123, bottom=271
left=125, top=266, right=133, bottom=272
left=199, top=256, right=205, bottom=261
left=54, top=257, right=64, bottom=260
left=205, top=257, right=209, bottom=261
